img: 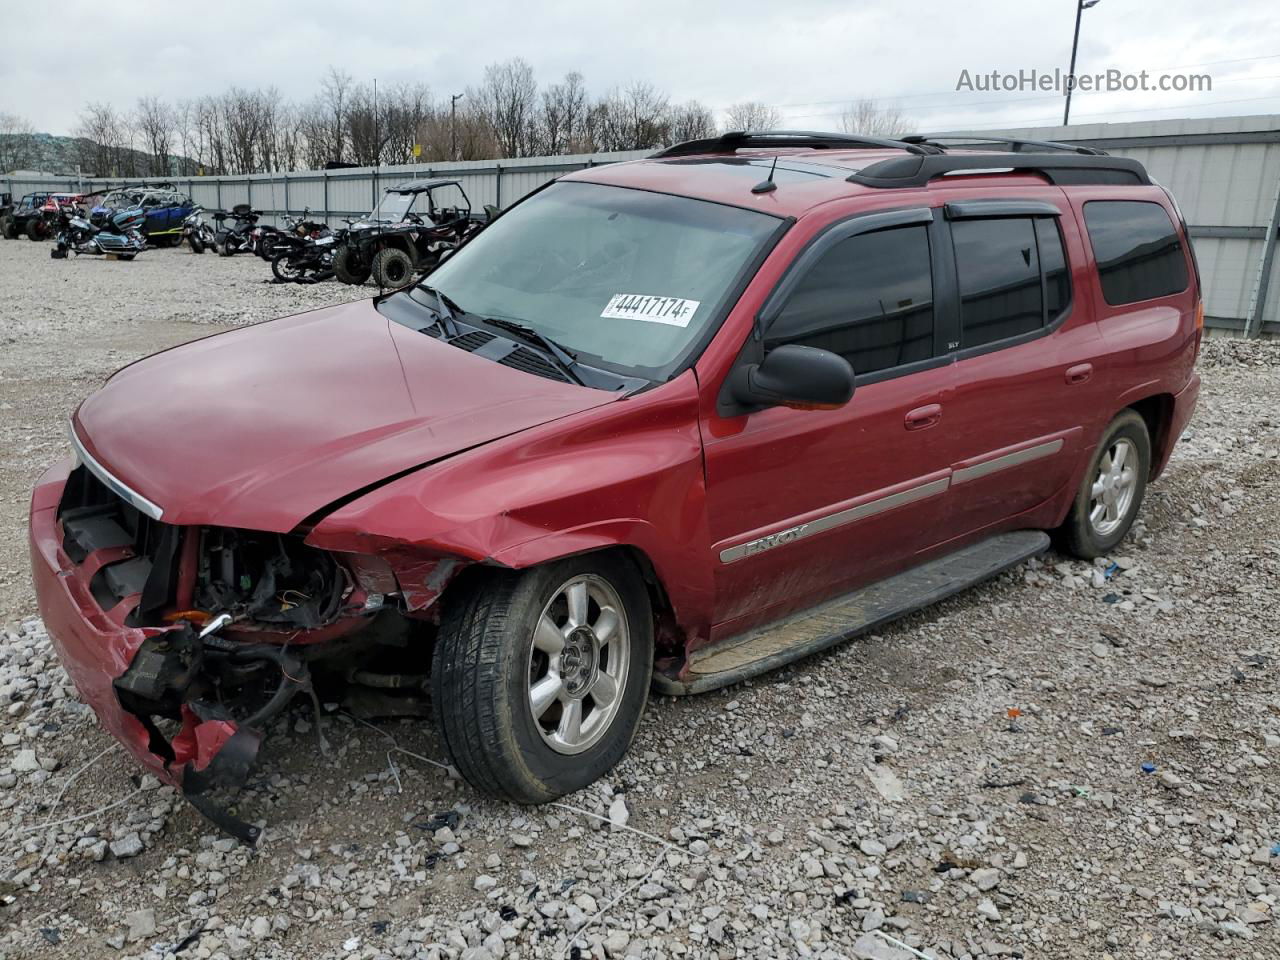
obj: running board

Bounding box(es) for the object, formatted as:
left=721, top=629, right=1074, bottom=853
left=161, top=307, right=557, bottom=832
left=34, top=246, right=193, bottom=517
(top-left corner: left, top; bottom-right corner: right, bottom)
left=653, top=530, right=1050, bottom=696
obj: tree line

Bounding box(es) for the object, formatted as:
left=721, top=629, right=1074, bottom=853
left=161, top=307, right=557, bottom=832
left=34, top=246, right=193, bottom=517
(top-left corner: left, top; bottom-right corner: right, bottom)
left=4, top=59, right=910, bottom=178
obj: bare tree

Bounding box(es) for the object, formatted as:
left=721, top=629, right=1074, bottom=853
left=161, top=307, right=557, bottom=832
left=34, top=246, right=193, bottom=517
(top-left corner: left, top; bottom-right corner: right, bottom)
left=75, top=102, right=127, bottom=176
left=318, top=67, right=354, bottom=164
left=723, top=101, right=782, bottom=132
left=475, top=58, right=539, bottom=157
left=667, top=101, right=716, bottom=144
left=538, top=71, right=588, bottom=155
left=135, top=96, right=176, bottom=176
left=0, top=112, right=37, bottom=172
left=839, top=99, right=909, bottom=138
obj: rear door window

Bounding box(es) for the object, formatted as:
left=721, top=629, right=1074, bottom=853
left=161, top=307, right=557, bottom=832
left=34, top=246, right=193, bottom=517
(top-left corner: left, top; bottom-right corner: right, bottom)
left=764, top=224, right=935, bottom=377
left=1083, top=200, right=1188, bottom=305
left=952, top=216, right=1073, bottom=349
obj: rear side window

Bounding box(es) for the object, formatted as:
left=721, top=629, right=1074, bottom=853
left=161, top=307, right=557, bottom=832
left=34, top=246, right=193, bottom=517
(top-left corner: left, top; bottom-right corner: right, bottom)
left=1083, top=200, right=1188, bottom=305
left=765, top=225, right=934, bottom=376
left=952, top=217, right=1071, bottom=349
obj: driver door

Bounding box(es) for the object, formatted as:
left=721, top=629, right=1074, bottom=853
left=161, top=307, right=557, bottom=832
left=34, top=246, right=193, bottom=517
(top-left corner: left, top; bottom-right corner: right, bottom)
left=700, top=208, right=958, bottom=635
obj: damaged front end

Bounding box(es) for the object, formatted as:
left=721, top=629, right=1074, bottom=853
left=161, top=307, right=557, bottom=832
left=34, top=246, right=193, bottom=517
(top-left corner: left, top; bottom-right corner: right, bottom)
left=49, top=464, right=464, bottom=842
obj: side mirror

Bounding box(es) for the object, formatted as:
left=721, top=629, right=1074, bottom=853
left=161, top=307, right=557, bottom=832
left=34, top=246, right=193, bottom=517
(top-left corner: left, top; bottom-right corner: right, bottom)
left=730, top=344, right=855, bottom=411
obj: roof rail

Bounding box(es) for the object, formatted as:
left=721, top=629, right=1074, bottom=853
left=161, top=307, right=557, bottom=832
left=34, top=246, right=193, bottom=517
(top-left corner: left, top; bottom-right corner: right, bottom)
left=901, top=134, right=1107, bottom=156
left=651, top=130, right=938, bottom=159
left=847, top=153, right=1151, bottom=189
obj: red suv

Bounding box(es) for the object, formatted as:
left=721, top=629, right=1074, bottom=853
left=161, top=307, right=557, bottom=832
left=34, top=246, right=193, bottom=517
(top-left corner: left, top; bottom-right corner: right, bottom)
left=30, top=131, right=1201, bottom=839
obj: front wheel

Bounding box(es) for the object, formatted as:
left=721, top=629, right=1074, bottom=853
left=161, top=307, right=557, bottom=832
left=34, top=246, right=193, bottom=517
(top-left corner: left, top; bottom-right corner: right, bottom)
left=432, top=555, right=653, bottom=803
left=0, top=216, right=14, bottom=239
left=1057, top=410, right=1151, bottom=560
left=371, top=246, right=414, bottom=288
left=27, top=219, right=49, bottom=241
left=188, top=233, right=205, bottom=254
left=271, top=249, right=307, bottom=283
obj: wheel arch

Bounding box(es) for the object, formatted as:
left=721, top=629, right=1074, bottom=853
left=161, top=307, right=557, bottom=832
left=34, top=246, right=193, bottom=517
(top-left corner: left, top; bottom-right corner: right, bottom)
left=1126, top=392, right=1175, bottom=480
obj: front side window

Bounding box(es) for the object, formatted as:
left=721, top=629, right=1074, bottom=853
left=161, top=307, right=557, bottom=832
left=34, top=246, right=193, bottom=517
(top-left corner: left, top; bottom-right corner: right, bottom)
left=426, top=181, right=780, bottom=380
left=764, top=225, right=935, bottom=376
left=1083, top=200, right=1188, bottom=305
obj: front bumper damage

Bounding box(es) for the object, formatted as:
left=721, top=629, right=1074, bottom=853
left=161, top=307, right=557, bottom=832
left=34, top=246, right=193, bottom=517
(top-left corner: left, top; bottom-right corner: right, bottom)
left=30, top=459, right=460, bottom=842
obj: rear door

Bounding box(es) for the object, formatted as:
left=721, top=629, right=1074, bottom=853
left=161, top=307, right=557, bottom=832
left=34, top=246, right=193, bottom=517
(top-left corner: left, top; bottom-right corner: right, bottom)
left=700, top=207, right=959, bottom=634
left=930, top=191, right=1103, bottom=538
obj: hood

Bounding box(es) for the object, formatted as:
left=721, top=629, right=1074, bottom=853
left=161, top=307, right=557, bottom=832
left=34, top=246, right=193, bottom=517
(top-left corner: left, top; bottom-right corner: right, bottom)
left=73, top=300, right=616, bottom=533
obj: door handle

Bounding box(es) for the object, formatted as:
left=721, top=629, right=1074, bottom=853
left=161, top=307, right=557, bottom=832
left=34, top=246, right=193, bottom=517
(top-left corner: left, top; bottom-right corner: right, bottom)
left=905, top=403, right=943, bottom=431
left=1065, top=363, right=1093, bottom=385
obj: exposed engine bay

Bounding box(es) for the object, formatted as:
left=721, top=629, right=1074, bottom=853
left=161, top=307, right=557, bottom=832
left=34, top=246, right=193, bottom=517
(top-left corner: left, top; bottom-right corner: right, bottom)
left=55, top=463, right=462, bottom=841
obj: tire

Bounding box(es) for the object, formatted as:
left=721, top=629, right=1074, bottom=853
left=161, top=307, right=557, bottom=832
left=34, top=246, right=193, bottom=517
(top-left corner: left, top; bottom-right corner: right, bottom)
left=332, top=244, right=370, bottom=285
left=271, top=249, right=306, bottom=283
left=0, top=216, right=13, bottom=239
left=371, top=246, right=415, bottom=289
left=1057, top=410, right=1151, bottom=560
left=432, top=553, right=653, bottom=804
left=27, top=219, right=48, bottom=241
left=188, top=234, right=205, bottom=254
left=218, top=239, right=234, bottom=257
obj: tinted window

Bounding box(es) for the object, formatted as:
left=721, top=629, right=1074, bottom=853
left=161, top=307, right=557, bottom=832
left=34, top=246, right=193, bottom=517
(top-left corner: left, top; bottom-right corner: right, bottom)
left=954, top=219, right=1044, bottom=348
left=1084, top=200, right=1188, bottom=305
left=765, top=225, right=934, bottom=376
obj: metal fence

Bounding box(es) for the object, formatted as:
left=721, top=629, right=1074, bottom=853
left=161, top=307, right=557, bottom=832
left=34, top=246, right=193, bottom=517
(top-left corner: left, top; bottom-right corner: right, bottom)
left=1, top=150, right=650, bottom=229
left=6, top=115, right=1280, bottom=336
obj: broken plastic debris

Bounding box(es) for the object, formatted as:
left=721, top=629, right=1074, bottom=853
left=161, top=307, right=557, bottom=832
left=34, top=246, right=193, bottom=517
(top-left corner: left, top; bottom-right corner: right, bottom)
left=1141, top=762, right=1157, bottom=773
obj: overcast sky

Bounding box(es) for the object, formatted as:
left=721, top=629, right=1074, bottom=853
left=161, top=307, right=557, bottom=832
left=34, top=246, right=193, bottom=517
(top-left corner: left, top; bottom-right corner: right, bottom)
left=3, top=0, right=1278, bottom=138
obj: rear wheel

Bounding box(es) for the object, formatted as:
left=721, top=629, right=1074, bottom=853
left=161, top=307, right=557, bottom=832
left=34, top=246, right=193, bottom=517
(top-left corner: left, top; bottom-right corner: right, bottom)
left=333, top=244, right=370, bottom=285
left=271, top=249, right=306, bottom=283
left=432, top=554, right=653, bottom=803
left=27, top=219, right=48, bottom=241
left=371, top=246, right=414, bottom=288
left=0, top=216, right=13, bottom=239
left=1058, top=410, right=1150, bottom=559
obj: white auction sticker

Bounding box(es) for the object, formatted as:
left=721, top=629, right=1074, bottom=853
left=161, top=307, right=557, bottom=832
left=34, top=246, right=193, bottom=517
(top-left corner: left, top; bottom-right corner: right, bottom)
left=600, top=293, right=700, bottom=327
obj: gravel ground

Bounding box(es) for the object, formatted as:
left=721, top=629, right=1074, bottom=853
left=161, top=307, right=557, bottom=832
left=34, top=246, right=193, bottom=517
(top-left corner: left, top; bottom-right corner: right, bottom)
left=1, top=236, right=1279, bottom=960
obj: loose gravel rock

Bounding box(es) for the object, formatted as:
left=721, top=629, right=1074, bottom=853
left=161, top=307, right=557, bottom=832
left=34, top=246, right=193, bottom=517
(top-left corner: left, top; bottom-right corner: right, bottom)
left=2, top=238, right=1279, bottom=958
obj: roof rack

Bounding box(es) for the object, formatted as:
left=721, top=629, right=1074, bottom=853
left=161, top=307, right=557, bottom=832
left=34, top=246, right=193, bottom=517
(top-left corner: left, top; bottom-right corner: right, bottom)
left=651, top=130, right=939, bottom=159
left=847, top=153, right=1151, bottom=189
left=901, top=134, right=1106, bottom=156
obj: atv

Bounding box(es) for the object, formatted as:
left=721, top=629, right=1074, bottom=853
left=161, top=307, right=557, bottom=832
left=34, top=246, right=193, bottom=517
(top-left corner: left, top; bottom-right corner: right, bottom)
left=332, top=179, right=487, bottom=288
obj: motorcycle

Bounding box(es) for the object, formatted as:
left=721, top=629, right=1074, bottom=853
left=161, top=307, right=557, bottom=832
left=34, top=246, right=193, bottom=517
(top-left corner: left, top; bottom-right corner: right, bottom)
left=270, top=233, right=337, bottom=284
left=257, top=208, right=330, bottom=261
left=213, top=204, right=262, bottom=256
left=50, top=206, right=146, bottom=260
left=180, top=206, right=218, bottom=254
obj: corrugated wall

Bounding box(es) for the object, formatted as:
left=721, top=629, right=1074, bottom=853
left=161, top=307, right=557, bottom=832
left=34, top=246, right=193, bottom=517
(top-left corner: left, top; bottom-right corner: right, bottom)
left=6, top=119, right=1280, bottom=335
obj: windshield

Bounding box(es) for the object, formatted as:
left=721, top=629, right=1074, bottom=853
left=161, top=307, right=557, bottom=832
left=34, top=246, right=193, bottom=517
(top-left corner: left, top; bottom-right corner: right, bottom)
left=371, top=191, right=425, bottom=222
left=423, top=181, right=780, bottom=380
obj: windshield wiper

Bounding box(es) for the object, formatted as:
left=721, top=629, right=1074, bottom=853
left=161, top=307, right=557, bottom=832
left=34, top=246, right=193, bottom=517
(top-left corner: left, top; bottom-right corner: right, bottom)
left=480, top=316, right=586, bottom=386
left=415, top=284, right=463, bottom=339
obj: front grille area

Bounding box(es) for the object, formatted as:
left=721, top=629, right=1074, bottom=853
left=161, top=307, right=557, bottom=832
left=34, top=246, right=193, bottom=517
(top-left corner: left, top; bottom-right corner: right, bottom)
left=58, top=465, right=181, bottom=623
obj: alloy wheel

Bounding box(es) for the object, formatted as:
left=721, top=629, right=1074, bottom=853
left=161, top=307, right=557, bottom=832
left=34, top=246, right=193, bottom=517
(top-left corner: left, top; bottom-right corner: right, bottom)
left=1089, top=437, right=1139, bottom=537
left=526, top=574, right=631, bottom=756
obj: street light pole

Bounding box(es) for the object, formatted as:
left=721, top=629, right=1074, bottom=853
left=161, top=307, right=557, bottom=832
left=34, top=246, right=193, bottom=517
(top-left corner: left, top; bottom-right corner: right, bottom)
left=450, top=93, right=465, bottom=161
left=1064, top=0, right=1100, bottom=126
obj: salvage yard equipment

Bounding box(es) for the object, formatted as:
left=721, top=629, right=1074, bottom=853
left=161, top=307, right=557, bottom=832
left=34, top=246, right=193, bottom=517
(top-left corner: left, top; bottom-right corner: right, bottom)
left=30, top=130, right=1202, bottom=839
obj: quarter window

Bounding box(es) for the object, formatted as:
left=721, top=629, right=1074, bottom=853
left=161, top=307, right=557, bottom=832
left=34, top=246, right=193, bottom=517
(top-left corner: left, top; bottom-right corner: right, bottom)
left=1083, top=200, right=1188, bottom=305
left=764, top=225, right=935, bottom=377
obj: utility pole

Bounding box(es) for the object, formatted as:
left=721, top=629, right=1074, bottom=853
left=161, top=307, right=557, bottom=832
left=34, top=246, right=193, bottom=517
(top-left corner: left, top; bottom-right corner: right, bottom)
left=451, top=93, right=465, bottom=161
left=1064, top=0, right=1101, bottom=126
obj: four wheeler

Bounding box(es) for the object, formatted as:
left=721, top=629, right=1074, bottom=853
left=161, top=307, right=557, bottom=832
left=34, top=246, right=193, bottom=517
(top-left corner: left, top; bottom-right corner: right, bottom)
left=3, top=193, right=81, bottom=240
left=332, top=179, right=486, bottom=288
left=214, top=204, right=263, bottom=256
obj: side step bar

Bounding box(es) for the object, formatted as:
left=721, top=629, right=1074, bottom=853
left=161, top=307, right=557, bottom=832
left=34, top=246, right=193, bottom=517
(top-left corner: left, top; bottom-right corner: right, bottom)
left=653, top=530, right=1050, bottom=696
